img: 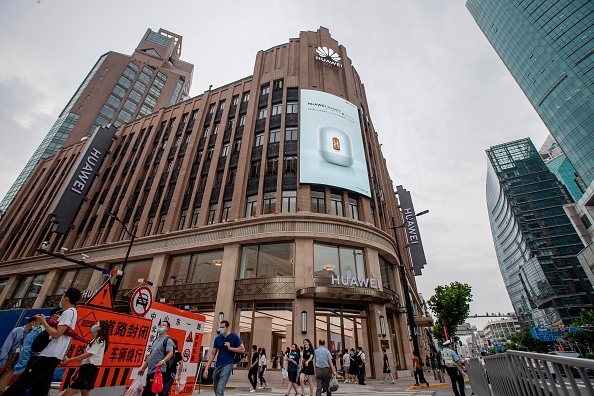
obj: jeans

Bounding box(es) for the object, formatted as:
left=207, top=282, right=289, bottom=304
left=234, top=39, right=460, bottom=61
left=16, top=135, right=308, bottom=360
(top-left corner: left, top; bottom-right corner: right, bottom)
left=315, top=367, right=331, bottom=396
left=446, top=367, right=465, bottom=396
left=213, top=364, right=233, bottom=396
left=162, top=374, right=175, bottom=396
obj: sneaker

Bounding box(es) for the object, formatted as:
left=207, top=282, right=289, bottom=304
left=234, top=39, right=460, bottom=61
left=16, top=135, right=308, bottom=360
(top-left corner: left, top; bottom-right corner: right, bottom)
left=380, top=380, right=384, bottom=383
left=426, top=382, right=430, bottom=387
left=391, top=381, right=395, bottom=384
left=250, top=389, right=256, bottom=393
left=257, top=386, right=263, bottom=389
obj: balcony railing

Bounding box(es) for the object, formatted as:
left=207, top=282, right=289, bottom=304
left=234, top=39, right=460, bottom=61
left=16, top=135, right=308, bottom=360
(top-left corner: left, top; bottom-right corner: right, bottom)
left=234, top=277, right=295, bottom=301
left=156, top=282, right=219, bottom=305
left=2, top=297, right=37, bottom=310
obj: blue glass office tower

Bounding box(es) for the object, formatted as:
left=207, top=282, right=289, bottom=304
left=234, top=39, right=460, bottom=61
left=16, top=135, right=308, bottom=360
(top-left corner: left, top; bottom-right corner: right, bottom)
left=486, top=138, right=593, bottom=326
left=468, top=0, right=594, bottom=195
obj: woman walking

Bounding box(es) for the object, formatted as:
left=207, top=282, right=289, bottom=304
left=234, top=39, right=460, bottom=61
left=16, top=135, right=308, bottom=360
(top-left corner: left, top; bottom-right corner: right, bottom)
left=380, top=348, right=395, bottom=384
left=412, top=351, right=429, bottom=387
left=257, top=348, right=268, bottom=389
left=299, top=339, right=314, bottom=396
left=285, top=344, right=300, bottom=396
left=281, top=347, right=290, bottom=387
left=61, top=320, right=109, bottom=396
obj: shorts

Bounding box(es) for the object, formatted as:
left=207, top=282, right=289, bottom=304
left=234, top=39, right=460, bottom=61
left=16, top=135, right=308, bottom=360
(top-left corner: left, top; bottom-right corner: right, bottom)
left=288, top=370, right=298, bottom=383
left=69, top=364, right=99, bottom=390
left=383, top=365, right=391, bottom=374
left=300, top=363, right=314, bottom=376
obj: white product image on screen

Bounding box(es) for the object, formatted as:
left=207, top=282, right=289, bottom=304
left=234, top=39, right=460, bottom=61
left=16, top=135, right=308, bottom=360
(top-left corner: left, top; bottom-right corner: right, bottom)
left=317, top=124, right=354, bottom=167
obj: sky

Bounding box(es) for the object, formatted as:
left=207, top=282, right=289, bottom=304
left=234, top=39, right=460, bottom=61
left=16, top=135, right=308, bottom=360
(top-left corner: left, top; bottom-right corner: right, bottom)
left=0, top=1, right=552, bottom=330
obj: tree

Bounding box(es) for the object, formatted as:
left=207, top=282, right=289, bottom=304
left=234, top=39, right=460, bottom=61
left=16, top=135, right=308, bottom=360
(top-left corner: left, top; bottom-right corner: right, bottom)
left=508, top=328, right=553, bottom=353
left=565, top=309, right=594, bottom=350
left=427, top=282, right=473, bottom=342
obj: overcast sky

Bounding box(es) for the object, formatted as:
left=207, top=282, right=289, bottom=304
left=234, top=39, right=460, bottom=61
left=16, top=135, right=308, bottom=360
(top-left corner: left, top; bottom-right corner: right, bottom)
left=0, top=1, right=551, bottom=330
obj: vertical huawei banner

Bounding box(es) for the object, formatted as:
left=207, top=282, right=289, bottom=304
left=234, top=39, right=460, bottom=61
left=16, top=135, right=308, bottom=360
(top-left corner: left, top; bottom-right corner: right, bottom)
left=299, top=90, right=371, bottom=197
left=396, top=185, right=427, bottom=276
left=49, top=124, right=117, bottom=234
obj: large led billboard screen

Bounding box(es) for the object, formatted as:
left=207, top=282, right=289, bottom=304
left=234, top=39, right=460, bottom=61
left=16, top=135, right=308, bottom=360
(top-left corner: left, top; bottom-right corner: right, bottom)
left=299, top=90, right=371, bottom=197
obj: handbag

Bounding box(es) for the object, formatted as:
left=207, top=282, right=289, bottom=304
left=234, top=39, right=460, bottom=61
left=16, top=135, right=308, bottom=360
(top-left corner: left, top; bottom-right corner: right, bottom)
left=124, top=376, right=144, bottom=396
left=152, top=365, right=164, bottom=393
left=329, top=377, right=339, bottom=392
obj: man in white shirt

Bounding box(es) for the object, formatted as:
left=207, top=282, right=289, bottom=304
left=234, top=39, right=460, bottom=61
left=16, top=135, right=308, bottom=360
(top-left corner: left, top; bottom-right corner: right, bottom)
left=4, top=288, right=81, bottom=396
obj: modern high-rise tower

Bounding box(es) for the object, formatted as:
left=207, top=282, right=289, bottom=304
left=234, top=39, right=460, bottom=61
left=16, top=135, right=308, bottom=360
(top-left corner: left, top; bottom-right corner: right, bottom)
left=486, top=138, right=594, bottom=326
left=468, top=1, right=594, bottom=193
left=0, top=28, right=194, bottom=215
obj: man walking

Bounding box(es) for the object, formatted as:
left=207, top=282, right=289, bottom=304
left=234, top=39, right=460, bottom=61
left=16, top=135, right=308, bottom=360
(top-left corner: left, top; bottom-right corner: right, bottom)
left=0, top=316, right=38, bottom=393
left=138, top=320, right=175, bottom=396
left=203, top=320, right=244, bottom=396
left=441, top=340, right=467, bottom=396
left=247, top=345, right=259, bottom=393
left=314, top=339, right=337, bottom=396
left=5, top=288, right=81, bottom=396
left=356, top=347, right=366, bottom=385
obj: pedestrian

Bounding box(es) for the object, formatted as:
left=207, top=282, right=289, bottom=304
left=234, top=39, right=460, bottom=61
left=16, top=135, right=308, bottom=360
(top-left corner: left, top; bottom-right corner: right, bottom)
left=347, top=348, right=357, bottom=383
left=412, top=351, right=429, bottom=387
left=203, top=320, right=245, bottom=396
left=355, top=347, right=366, bottom=385
left=0, top=316, right=38, bottom=394
left=313, top=339, right=337, bottom=396
left=425, top=356, right=431, bottom=372
left=61, top=319, right=109, bottom=396
left=281, top=347, right=289, bottom=387
left=5, top=287, right=81, bottom=396
left=247, top=345, right=259, bottom=393
left=257, top=348, right=268, bottom=389
left=161, top=339, right=183, bottom=396
left=341, top=349, right=350, bottom=383
left=138, top=320, right=175, bottom=396
left=441, top=340, right=467, bottom=396
left=299, top=339, right=314, bottom=396
left=285, top=343, right=300, bottom=396
left=380, top=348, right=395, bottom=384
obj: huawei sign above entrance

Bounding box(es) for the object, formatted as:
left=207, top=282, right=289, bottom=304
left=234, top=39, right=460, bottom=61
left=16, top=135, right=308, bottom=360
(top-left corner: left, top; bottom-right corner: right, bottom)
left=315, top=46, right=343, bottom=68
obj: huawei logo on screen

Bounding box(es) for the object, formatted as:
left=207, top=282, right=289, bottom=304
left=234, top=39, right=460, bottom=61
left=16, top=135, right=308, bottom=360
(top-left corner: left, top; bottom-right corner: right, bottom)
left=315, top=46, right=343, bottom=68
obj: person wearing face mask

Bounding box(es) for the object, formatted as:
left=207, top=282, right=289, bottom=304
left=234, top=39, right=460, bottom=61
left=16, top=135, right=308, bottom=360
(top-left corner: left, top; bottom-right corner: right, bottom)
left=285, top=344, right=300, bottom=396
left=203, top=320, right=245, bottom=396
left=0, top=316, right=38, bottom=394
left=61, top=320, right=109, bottom=396
left=138, top=320, right=174, bottom=396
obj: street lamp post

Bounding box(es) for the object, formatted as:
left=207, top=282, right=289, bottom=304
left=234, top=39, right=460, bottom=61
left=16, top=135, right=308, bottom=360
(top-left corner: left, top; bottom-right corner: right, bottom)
left=390, top=210, right=429, bottom=355
left=108, top=212, right=136, bottom=297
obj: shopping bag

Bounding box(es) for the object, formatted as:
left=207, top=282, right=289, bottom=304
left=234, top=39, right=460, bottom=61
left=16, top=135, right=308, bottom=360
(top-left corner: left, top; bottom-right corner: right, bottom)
left=329, top=377, right=339, bottom=392
left=124, top=376, right=144, bottom=396
left=152, top=365, right=164, bottom=393
left=174, top=378, right=186, bottom=394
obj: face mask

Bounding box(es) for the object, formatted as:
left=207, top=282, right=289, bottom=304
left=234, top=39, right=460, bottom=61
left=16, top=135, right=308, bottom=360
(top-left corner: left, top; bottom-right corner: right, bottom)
left=91, top=325, right=98, bottom=334
left=157, top=327, right=166, bottom=335
left=59, top=301, right=63, bottom=309
left=218, top=327, right=225, bottom=335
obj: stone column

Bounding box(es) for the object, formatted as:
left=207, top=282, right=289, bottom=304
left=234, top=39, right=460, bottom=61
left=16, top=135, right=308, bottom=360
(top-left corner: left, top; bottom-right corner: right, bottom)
left=33, top=270, right=59, bottom=308
left=0, top=276, right=19, bottom=308
left=213, top=244, right=241, bottom=338
left=147, top=254, right=169, bottom=297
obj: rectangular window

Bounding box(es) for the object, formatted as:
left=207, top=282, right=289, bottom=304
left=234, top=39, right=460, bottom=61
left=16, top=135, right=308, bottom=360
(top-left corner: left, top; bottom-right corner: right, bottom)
left=213, top=123, right=220, bottom=134
left=221, top=201, right=232, bottom=222
left=273, top=79, right=283, bottom=91
left=107, top=94, right=121, bottom=107
left=134, top=81, right=146, bottom=93
left=249, top=161, right=261, bottom=178
left=129, top=90, right=142, bottom=103
left=331, top=193, right=344, bottom=217
left=221, top=143, right=229, bottom=157
left=119, top=109, right=132, bottom=123
left=123, top=68, right=136, bottom=80
left=144, top=217, right=154, bottom=236
left=313, top=244, right=364, bottom=280
left=227, top=168, right=237, bottom=185
left=206, top=147, right=214, bottom=159
left=239, top=243, right=294, bottom=278
left=191, top=207, right=200, bottom=227
left=167, top=250, right=223, bottom=285
left=218, top=101, right=225, bottom=111
left=266, top=158, right=278, bottom=175
left=233, top=139, right=242, bottom=153
left=198, top=176, right=207, bottom=191
left=258, top=108, right=267, bottom=120
left=262, top=192, right=276, bottom=214
left=127, top=62, right=139, bottom=72
left=112, top=85, right=127, bottom=98
left=242, top=92, right=250, bottom=102
left=156, top=217, right=165, bottom=233
left=245, top=195, right=258, bottom=217
left=282, top=190, right=297, bottom=213
left=254, top=133, right=264, bottom=147
left=118, top=76, right=131, bottom=89
left=239, top=115, right=246, bottom=126
left=348, top=197, right=359, bottom=220
left=202, top=127, right=209, bottom=138
left=214, top=171, right=223, bottom=188
left=178, top=209, right=188, bottom=230
left=286, top=102, right=298, bottom=114
left=285, top=128, right=298, bottom=141
left=208, top=204, right=218, bottom=224
left=100, top=105, right=115, bottom=119
left=269, top=129, right=281, bottom=143
left=283, top=156, right=297, bottom=173
left=208, top=104, right=216, bottom=113
left=191, top=109, right=199, bottom=120
left=232, top=95, right=239, bottom=106
left=261, top=85, right=270, bottom=96
left=124, top=99, right=137, bottom=112
left=271, top=104, right=282, bottom=116
left=311, top=191, right=325, bottom=213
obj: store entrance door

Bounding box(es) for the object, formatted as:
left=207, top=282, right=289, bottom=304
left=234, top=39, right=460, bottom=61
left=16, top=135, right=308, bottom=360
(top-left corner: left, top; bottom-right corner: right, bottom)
left=314, top=302, right=372, bottom=378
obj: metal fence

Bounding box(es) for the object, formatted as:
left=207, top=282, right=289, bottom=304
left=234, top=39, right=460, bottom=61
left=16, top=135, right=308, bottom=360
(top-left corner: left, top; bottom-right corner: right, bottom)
left=467, top=350, right=594, bottom=396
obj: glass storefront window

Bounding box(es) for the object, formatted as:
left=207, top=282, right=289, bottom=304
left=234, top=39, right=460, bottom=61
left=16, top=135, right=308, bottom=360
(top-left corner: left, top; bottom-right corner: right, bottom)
left=111, top=259, right=152, bottom=290
left=379, top=257, right=394, bottom=290
left=12, top=273, right=47, bottom=299
left=54, top=268, right=94, bottom=296
left=314, top=244, right=364, bottom=280
left=239, top=243, right=294, bottom=278
left=166, top=251, right=223, bottom=285
left=0, top=279, right=7, bottom=296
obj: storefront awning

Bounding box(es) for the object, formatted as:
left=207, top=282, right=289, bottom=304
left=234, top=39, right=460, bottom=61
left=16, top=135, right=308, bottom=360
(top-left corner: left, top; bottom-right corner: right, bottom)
left=296, top=286, right=396, bottom=304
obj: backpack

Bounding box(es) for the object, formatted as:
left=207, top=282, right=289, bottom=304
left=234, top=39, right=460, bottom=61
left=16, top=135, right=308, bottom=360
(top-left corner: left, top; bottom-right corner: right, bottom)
left=228, top=333, right=243, bottom=364
left=31, top=330, right=51, bottom=353
left=160, top=336, right=176, bottom=371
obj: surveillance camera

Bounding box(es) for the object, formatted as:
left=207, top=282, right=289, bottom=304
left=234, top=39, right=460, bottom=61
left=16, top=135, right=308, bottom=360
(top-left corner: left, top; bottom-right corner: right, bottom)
left=60, top=247, right=69, bottom=254
left=41, top=241, right=49, bottom=250
left=81, top=254, right=90, bottom=260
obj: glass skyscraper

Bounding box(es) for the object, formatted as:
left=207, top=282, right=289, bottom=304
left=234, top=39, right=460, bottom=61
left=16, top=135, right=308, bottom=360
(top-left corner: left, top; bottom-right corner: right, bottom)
left=468, top=0, right=594, bottom=195
left=486, top=138, right=593, bottom=326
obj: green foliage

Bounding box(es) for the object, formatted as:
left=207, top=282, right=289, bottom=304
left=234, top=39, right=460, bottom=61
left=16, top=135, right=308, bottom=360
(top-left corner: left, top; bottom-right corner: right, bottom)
left=508, top=328, right=553, bottom=353
left=565, top=309, right=594, bottom=349
left=427, top=282, right=473, bottom=341
left=585, top=352, right=594, bottom=360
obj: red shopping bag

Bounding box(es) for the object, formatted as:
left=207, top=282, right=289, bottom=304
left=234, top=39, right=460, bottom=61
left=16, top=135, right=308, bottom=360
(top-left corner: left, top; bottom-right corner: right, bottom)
left=152, top=365, right=164, bottom=393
